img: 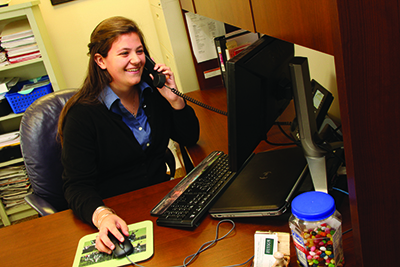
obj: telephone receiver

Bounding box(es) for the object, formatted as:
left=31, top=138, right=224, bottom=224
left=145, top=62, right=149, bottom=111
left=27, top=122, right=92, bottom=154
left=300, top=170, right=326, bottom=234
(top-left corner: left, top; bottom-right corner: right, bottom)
left=144, top=55, right=227, bottom=116
left=145, top=55, right=166, bottom=88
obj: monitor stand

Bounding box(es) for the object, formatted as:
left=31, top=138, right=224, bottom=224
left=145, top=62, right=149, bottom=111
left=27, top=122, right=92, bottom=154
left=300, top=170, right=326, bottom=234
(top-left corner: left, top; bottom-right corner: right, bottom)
left=290, top=57, right=331, bottom=193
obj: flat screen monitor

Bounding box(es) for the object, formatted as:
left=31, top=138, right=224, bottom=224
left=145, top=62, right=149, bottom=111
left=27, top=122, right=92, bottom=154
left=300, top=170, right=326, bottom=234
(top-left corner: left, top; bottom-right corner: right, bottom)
left=226, top=35, right=295, bottom=171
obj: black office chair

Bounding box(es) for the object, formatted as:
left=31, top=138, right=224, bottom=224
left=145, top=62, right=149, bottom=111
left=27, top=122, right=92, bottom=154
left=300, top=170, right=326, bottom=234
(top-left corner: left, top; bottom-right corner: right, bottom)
left=21, top=89, right=76, bottom=216
left=20, top=89, right=186, bottom=216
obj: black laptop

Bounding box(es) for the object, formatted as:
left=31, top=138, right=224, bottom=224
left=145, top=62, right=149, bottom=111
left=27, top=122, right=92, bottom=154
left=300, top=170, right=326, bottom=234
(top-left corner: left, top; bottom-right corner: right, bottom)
left=209, top=146, right=308, bottom=218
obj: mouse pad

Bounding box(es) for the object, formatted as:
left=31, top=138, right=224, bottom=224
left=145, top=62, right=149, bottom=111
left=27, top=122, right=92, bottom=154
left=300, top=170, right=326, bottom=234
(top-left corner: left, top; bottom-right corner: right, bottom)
left=72, top=220, right=153, bottom=267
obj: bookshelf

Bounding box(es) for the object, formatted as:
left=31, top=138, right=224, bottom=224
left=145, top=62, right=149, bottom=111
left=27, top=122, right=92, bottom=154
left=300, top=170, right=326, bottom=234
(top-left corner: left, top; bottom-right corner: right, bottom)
left=0, top=1, right=66, bottom=226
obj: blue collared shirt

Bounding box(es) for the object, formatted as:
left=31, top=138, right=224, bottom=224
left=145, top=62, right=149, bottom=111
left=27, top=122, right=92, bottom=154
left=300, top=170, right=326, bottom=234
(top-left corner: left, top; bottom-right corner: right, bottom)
left=101, top=82, right=152, bottom=150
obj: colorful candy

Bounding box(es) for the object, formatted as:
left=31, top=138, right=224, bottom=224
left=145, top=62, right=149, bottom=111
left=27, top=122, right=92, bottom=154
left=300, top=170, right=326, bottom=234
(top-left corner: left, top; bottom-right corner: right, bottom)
left=299, top=223, right=341, bottom=266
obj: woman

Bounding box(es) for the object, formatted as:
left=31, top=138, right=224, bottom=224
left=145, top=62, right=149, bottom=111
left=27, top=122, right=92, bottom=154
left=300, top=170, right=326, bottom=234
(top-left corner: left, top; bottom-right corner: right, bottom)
left=58, top=16, right=199, bottom=254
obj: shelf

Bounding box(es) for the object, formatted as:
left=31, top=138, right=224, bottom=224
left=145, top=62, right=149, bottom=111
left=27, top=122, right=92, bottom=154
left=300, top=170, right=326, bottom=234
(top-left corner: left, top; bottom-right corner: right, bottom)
left=0, top=1, right=40, bottom=15
left=0, top=113, right=23, bottom=122
left=0, top=0, right=65, bottom=227
left=0, top=158, right=24, bottom=168
left=6, top=202, right=36, bottom=216
left=2, top=203, right=38, bottom=226
left=0, top=58, right=44, bottom=73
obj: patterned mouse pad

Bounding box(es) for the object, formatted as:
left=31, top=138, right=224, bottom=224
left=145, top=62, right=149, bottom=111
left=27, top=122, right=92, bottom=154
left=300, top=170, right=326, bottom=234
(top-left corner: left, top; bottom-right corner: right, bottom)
left=72, top=220, right=153, bottom=267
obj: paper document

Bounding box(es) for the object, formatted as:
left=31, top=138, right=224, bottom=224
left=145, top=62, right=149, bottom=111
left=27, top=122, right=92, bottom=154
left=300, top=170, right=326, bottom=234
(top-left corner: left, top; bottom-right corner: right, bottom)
left=185, top=12, right=225, bottom=63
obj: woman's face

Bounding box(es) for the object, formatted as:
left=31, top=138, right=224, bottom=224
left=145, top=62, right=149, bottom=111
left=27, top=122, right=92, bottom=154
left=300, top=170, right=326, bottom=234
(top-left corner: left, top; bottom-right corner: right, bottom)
left=95, top=32, right=146, bottom=92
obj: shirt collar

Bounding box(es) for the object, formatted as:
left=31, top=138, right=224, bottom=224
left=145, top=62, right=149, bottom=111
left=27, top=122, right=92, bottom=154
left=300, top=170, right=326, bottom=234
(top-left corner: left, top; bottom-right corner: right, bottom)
left=101, top=81, right=152, bottom=110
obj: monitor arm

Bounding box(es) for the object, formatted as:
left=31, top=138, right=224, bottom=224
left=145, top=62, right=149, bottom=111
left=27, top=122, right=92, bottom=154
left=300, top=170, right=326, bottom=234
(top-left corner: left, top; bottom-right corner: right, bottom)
left=289, top=57, right=330, bottom=193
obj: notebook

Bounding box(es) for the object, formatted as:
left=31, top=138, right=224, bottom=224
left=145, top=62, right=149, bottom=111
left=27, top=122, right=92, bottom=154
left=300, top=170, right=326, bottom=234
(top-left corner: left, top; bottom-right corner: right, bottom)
left=209, top=146, right=308, bottom=218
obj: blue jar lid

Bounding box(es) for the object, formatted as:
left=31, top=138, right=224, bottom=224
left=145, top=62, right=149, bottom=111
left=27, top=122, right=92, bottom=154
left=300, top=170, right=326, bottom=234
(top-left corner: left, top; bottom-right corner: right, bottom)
left=291, top=191, right=336, bottom=221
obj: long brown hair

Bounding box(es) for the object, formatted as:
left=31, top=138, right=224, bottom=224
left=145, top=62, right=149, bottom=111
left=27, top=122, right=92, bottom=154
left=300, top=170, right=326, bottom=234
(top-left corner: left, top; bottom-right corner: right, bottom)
left=58, top=16, right=149, bottom=144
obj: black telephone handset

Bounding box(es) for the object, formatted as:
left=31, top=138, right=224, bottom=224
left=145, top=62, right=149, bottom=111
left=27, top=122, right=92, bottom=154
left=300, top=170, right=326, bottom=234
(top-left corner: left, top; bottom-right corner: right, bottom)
left=144, top=55, right=227, bottom=116
left=145, top=55, right=166, bottom=88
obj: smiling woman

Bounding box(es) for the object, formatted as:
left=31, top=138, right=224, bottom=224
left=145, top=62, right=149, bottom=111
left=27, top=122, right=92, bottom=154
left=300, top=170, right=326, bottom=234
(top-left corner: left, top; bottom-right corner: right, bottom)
left=57, top=16, right=199, bottom=255
left=50, top=0, right=75, bottom=6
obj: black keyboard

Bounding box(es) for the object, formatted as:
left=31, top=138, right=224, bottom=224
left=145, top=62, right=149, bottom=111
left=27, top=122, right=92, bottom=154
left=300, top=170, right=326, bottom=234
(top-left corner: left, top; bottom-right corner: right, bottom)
left=151, top=151, right=236, bottom=228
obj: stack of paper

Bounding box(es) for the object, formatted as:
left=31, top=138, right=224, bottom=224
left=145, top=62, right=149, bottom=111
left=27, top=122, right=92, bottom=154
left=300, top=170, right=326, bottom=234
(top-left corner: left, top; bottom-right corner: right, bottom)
left=0, top=19, right=41, bottom=64
left=0, top=131, right=20, bottom=148
left=0, top=77, right=19, bottom=105
left=214, top=30, right=259, bottom=86
left=224, top=32, right=259, bottom=61
left=0, top=46, right=7, bottom=67
left=0, top=165, right=32, bottom=209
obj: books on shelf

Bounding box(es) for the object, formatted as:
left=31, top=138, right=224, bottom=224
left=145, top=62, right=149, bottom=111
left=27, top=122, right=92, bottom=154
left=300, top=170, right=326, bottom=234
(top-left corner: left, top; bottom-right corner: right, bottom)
left=214, top=30, right=259, bottom=87
left=6, top=43, right=39, bottom=58
left=1, top=36, right=36, bottom=49
left=8, top=51, right=41, bottom=64
left=0, top=18, right=41, bottom=65
left=0, top=46, right=7, bottom=67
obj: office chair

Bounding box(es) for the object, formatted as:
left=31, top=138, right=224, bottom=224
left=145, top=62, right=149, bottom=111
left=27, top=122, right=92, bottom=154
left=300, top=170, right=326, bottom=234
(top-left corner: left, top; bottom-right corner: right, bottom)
left=21, top=89, right=76, bottom=216
left=20, top=89, right=189, bottom=216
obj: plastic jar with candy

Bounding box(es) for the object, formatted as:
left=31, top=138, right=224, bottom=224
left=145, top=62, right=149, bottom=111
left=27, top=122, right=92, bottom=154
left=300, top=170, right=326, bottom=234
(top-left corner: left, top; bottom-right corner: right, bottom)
left=289, top=191, right=344, bottom=267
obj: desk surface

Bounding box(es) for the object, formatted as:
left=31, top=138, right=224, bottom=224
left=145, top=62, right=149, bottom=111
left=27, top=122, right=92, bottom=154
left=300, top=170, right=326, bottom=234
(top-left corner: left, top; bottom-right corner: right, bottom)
left=0, top=87, right=354, bottom=266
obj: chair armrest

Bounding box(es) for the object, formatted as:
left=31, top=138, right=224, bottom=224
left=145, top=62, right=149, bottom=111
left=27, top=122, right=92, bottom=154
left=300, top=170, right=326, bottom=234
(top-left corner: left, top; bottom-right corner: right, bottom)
left=24, top=194, right=58, bottom=216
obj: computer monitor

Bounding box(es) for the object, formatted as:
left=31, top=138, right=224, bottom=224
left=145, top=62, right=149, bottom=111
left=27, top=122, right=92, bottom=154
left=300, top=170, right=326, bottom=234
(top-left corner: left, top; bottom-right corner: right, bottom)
left=226, top=35, right=334, bottom=192
left=226, top=35, right=294, bottom=172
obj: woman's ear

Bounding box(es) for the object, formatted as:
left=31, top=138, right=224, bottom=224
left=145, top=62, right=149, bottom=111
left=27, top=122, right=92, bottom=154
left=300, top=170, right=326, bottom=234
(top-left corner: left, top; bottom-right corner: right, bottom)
left=94, top=53, right=107, bottom=70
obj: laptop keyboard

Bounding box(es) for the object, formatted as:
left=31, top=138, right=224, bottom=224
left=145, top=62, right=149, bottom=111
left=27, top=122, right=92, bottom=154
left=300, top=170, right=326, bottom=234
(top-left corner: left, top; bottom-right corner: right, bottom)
left=151, top=151, right=236, bottom=228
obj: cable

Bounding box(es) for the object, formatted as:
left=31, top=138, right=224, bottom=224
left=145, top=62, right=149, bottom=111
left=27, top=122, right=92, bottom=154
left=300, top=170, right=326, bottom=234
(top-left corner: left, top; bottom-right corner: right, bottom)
left=181, top=219, right=236, bottom=266
left=126, top=253, right=146, bottom=267
left=265, top=122, right=298, bottom=146
left=165, top=85, right=228, bottom=116
left=276, top=123, right=299, bottom=145
left=332, top=187, right=349, bottom=195
left=342, top=228, right=353, bottom=235
left=125, top=219, right=253, bottom=267
left=223, top=256, right=254, bottom=267
left=265, top=138, right=296, bottom=146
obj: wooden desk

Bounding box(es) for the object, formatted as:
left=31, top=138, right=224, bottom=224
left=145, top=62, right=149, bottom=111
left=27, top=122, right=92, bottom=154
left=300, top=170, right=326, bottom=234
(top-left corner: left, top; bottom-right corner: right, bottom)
left=0, top=87, right=355, bottom=266
left=0, top=178, right=355, bottom=267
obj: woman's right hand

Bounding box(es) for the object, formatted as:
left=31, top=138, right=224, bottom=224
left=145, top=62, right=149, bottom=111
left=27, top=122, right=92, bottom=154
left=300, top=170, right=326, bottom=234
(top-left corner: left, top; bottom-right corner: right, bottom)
left=94, top=212, right=129, bottom=254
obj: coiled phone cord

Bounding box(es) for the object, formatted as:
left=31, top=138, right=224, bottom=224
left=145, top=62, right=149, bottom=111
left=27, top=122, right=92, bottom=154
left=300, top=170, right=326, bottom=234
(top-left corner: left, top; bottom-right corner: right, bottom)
left=165, top=85, right=228, bottom=116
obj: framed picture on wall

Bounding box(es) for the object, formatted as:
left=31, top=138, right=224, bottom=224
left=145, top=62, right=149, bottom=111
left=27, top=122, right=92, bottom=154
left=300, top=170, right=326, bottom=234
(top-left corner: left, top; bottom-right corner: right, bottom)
left=51, top=0, right=75, bottom=5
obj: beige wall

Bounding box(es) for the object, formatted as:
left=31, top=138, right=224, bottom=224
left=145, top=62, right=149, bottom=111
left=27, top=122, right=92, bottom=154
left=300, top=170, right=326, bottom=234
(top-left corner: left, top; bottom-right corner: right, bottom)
left=9, top=0, right=340, bottom=120
left=295, top=45, right=340, bottom=121
left=10, top=0, right=164, bottom=90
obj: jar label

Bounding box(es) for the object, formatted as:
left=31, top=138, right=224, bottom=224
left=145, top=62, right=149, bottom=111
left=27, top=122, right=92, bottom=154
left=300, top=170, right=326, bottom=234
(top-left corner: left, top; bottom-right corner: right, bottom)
left=290, top=227, right=308, bottom=266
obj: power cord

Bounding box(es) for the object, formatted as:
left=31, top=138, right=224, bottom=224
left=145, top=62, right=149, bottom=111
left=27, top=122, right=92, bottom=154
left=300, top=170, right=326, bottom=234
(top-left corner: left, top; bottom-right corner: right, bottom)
left=124, top=219, right=254, bottom=267
left=265, top=121, right=298, bottom=146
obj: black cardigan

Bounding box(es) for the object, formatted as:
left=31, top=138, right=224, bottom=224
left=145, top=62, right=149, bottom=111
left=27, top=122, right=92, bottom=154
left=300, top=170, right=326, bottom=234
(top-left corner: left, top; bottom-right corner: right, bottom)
left=61, top=87, right=199, bottom=225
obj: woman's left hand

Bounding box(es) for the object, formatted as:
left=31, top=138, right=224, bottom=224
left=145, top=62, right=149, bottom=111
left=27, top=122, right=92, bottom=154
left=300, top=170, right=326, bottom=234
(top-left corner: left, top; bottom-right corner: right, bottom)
left=152, top=63, right=186, bottom=110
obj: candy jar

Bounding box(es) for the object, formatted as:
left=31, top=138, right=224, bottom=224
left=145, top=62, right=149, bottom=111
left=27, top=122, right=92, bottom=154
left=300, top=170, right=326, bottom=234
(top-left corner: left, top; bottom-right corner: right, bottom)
left=289, top=191, right=344, bottom=267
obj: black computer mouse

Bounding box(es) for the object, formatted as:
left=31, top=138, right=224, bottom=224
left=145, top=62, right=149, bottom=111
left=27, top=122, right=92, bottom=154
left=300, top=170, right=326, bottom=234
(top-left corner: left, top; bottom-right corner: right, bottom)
left=108, top=229, right=134, bottom=258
